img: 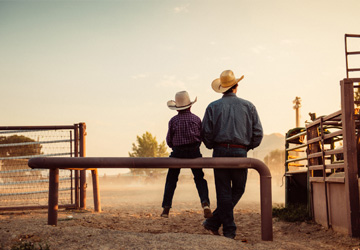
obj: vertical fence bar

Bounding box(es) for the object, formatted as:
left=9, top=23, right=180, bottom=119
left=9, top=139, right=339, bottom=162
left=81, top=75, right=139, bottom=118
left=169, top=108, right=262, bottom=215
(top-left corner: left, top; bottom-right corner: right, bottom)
left=345, top=35, right=349, bottom=78
left=341, top=79, right=360, bottom=237
left=74, top=124, right=80, bottom=209
left=79, top=123, right=87, bottom=210
left=319, top=117, right=330, bottom=229
left=70, top=130, right=73, bottom=205
left=284, top=134, right=289, bottom=207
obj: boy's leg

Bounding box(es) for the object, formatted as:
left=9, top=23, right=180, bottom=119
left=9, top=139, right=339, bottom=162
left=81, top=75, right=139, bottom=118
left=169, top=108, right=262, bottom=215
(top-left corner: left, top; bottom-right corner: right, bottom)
left=191, top=168, right=210, bottom=204
left=161, top=168, right=181, bottom=208
left=191, top=168, right=212, bottom=218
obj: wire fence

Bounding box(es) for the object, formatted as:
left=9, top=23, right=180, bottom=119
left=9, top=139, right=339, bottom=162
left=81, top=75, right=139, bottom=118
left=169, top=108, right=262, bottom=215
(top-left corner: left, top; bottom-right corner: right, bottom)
left=0, top=126, right=81, bottom=209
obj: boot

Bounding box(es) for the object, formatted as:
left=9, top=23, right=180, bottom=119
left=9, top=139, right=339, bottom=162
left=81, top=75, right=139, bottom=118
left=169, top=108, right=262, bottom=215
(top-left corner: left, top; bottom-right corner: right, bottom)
left=161, top=207, right=170, bottom=218
left=202, top=202, right=213, bottom=218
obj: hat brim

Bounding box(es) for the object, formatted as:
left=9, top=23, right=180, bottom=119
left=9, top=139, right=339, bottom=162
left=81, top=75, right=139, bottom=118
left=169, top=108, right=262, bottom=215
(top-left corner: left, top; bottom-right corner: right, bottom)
left=167, top=97, right=197, bottom=110
left=211, top=75, right=244, bottom=93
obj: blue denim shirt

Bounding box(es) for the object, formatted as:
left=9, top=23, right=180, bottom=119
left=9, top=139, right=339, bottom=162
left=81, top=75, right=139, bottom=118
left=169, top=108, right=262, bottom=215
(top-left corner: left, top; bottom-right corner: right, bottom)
left=201, top=93, right=263, bottom=150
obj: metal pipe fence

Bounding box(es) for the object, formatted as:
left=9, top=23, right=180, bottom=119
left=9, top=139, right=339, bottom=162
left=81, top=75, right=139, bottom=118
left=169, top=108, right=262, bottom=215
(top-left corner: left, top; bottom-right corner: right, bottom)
left=28, top=156, right=273, bottom=241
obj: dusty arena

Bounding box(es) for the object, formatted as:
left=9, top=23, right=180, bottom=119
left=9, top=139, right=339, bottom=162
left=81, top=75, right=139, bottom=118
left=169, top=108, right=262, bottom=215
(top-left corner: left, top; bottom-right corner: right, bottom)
left=1, top=171, right=360, bottom=250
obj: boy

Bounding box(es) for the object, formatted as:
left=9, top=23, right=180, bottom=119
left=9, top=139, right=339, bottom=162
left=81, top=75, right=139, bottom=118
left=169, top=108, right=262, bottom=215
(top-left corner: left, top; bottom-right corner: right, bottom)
left=161, top=91, right=212, bottom=219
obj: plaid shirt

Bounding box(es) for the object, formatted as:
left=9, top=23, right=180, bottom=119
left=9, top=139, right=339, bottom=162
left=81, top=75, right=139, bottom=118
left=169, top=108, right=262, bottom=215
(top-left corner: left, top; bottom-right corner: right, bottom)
left=166, top=109, right=202, bottom=148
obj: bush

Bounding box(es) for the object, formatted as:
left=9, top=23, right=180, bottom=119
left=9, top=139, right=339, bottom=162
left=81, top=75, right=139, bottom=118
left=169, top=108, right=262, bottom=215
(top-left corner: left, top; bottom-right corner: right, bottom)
left=11, top=242, right=50, bottom=250
left=272, top=203, right=311, bottom=222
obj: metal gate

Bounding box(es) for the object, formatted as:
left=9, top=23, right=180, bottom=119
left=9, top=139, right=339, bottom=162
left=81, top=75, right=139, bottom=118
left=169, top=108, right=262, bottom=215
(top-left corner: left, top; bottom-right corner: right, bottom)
left=0, top=123, right=86, bottom=211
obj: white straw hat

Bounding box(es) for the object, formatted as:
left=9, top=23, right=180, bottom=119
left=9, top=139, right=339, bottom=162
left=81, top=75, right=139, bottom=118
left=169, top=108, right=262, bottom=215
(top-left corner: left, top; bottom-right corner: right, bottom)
left=167, top=91, right=197, bottom=110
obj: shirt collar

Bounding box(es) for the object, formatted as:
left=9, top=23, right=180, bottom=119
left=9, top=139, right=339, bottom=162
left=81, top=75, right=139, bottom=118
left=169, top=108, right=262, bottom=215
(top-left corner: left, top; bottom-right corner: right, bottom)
left=222, top=92, right=236, bottom=98
left=178, top=109, right=192, bottom=114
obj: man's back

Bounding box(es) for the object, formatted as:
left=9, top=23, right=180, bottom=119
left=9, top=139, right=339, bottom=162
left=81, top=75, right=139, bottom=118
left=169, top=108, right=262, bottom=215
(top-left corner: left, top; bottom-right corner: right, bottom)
left=202, top=92, right=263, bottom=150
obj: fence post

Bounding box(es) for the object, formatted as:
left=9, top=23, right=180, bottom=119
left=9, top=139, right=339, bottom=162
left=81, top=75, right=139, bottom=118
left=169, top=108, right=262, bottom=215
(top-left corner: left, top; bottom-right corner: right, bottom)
left=79, top=122, right=87, bottom=210
left=48, top=168, right=59, bottom=226
left=92, top=169, right=101, bottom=212
left=341, top=79, right=360, bottom=237
left=74, top=124, right=80, bottom=209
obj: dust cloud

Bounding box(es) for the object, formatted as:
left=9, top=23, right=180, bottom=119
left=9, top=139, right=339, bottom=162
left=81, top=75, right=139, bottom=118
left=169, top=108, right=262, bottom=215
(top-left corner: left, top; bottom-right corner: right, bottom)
left=86, top=169, right=285, bottom=211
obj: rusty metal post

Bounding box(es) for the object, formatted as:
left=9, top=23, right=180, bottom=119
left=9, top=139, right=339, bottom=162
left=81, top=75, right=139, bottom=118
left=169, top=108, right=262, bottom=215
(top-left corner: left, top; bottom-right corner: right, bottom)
left=74, top=170, right=80, bottom=209
left=79, top=122, right=87, bottom=210
left=48, top=168, right=59, bottom=226
left=92, top=169, right=101, bottom=212
left=341, top=79, right=360, bottom=237
left=259, top=174, right=272, bottom=241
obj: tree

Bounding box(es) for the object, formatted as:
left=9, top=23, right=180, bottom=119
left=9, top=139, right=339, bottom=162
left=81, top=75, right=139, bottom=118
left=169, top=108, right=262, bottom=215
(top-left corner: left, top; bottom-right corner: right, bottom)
left=263, top=149, right=285, bottom=175
left=0, top=135, right=43, bottom=180
left=128, top=131, right=169, bottom=175
left=0, top=135, right=42, bottom=157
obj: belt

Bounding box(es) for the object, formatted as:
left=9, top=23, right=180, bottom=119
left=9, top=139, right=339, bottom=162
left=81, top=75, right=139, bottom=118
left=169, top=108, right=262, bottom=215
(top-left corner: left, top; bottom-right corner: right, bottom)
left=218, top=143, right=247, bottom=149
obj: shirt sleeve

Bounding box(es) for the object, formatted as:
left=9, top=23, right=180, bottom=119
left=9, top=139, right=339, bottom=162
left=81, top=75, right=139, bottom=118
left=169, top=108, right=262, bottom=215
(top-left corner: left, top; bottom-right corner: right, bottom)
left=201, top=106, right=214, bottom=149
left=248, top=105, right=263, bottom=150
left=166, top=120, right=173, bottom=148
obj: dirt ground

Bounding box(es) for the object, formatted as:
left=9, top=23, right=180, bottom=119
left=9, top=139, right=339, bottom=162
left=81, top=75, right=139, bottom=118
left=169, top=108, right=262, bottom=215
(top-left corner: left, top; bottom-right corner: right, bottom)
left=1, top=171, right=360, bottom=250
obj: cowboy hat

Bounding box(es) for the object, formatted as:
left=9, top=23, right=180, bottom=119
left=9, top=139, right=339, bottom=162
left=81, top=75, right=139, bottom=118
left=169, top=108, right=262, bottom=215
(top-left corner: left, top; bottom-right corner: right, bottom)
left=167, top=91, right=197, bottom=110
left=211, top=70, right=244, bottom=93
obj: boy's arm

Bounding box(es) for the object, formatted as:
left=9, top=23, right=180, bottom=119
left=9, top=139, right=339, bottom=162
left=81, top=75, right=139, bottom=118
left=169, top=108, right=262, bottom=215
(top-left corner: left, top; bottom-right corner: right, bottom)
left=166, top=121, right=173, bottom=148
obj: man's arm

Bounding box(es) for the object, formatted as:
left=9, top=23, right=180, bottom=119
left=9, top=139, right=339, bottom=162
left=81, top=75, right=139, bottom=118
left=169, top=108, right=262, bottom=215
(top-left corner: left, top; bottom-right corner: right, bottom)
left=201, top=106, right=214, bottom=149
left=248, top=106, right=263, bottom=150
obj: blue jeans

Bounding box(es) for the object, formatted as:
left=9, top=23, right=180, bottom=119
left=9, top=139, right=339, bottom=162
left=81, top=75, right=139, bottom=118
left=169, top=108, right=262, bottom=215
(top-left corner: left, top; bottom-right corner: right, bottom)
left=203, top=147, right=247, bottom=238
left=162, top=143, right=210, bottom=208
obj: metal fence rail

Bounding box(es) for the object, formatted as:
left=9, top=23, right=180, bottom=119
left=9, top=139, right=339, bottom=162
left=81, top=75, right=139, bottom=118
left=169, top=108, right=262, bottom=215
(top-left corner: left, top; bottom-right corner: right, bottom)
left=28, top=156, right=273, bottom=241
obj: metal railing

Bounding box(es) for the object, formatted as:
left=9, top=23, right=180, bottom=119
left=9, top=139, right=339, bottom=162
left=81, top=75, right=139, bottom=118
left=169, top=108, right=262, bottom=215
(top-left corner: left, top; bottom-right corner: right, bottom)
left=28, top=156, right=273, bottom=241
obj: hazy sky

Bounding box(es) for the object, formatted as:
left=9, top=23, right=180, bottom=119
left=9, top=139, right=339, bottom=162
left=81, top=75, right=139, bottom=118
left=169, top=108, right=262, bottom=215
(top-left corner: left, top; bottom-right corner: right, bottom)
left=1, top=0, right=360, bottom=158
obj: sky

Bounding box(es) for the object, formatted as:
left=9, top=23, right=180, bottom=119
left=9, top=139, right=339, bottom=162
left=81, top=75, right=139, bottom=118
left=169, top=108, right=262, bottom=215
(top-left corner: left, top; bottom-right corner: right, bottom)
left=1, top=0, right=360, bottom=159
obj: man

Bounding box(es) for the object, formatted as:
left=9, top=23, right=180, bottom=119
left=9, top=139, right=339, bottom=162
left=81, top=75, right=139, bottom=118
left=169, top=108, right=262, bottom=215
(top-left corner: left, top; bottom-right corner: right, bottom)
left=161, top=91, right=212, bottom=219
left=201, top=70, right=263, bottom=239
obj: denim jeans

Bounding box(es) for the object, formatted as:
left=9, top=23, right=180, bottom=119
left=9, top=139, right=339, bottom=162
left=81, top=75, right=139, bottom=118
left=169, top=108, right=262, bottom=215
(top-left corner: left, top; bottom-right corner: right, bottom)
left=162, top=143, right=210, bottom=208
left=203, top=146, right=247, bottom=238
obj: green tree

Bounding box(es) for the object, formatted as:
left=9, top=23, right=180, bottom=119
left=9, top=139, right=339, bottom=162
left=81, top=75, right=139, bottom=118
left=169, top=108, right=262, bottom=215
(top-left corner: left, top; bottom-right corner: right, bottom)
left=0, top=135, right=43, bottom=179
left=128, top=131, right=169, bottom=175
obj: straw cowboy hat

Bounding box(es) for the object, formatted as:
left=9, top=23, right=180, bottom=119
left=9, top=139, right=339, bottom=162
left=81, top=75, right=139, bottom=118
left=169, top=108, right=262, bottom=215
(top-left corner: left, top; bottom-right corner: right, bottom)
left=167, top=91, right=197, bottom=110
left=211, top=70, right=244, bottom=93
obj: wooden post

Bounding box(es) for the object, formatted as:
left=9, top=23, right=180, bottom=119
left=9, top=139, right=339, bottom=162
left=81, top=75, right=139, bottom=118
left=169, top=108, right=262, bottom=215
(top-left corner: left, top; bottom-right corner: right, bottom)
left=306, top=123, right=324, bottom=222
left=341, top=79, right=360, bottom=237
